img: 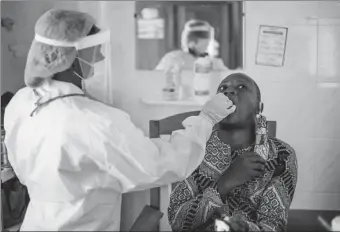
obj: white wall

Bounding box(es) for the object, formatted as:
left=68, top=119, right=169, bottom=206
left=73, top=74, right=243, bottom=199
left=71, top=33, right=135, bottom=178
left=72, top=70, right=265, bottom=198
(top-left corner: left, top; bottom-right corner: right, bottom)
left=1, top=1, right=47, bottom=94
left=1, top=1, right=340, bottom=231
left=244, top=1, right=340, bottom=211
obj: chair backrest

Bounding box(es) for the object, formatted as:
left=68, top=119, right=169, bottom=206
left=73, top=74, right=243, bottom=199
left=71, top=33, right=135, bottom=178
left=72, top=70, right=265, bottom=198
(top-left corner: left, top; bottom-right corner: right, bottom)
left=129, top=205, right=163, bottom=231
left=150, top=111, right=277, bottom=138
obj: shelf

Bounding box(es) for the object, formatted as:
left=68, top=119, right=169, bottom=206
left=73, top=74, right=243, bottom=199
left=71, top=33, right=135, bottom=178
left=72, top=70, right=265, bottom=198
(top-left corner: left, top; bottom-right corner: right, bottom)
left=141, top=97, right=206, bottom=107
left=317, top=82, right=340, bottom=88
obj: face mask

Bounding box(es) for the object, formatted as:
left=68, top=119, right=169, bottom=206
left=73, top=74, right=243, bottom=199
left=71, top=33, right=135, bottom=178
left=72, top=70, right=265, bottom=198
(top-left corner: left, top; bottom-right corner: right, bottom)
left=77, top=56, right=94, bottom=67
left=72, top=56, right=96, bottom=93
left=73, top=57, right=95, bottom=78
left=73, top=57, right=106, bottom=103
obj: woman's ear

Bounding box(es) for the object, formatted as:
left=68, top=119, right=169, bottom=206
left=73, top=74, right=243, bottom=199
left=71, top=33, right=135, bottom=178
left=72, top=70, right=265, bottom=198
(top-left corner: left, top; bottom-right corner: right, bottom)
left=258, top=102, right=264, bottom=114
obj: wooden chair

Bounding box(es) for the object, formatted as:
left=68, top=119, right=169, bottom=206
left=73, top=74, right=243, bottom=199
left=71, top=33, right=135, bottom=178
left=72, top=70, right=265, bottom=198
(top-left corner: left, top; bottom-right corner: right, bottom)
left=149, top=110, right=277, bottom=231
left=129, top=205, right=163, bottom=231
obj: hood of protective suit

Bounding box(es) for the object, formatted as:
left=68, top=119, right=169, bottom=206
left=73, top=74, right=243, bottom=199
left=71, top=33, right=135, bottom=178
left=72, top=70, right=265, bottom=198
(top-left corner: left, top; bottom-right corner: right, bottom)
left=24, top=9, right=95, bottom=88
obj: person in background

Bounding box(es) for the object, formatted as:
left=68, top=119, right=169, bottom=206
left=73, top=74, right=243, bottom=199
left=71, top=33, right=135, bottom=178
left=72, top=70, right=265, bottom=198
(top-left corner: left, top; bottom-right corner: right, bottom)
left=168, top=73, right=298, bottom=232
left=1, top=92, right=14, bottom=125
left=155, top=19, right=227, bottom=71
left=1, top=17, right=14, bottom=31
left=3, top=9, right=237, bottom=231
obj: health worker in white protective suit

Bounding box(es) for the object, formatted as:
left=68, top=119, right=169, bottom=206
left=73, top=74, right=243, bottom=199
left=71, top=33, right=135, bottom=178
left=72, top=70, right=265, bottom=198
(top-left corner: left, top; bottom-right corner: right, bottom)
left=4, top=9, right=236, bottom=231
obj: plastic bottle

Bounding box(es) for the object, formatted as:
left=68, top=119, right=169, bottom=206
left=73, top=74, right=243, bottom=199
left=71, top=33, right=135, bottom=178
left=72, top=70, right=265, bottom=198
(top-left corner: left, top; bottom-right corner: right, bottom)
left=332, top=216, right=340, bottom=231
left=162, top=63, right=182, bottom=101
left=193, top=55, right=213, bottom=104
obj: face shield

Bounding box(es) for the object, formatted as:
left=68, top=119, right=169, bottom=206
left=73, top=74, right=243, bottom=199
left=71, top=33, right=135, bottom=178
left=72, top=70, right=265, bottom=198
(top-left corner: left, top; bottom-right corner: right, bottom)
left=207, top=27, right=218, bottom=57
left=181, top=20, right=212, bottom=54
left=34, top=29, right=113, bottom=105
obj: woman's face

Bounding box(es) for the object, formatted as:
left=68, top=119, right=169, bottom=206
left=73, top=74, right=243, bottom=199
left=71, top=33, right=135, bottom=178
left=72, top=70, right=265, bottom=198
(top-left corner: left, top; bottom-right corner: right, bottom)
left=190, top=38, right=210, bottom=54
left=77, top=45, right=105, bottom=78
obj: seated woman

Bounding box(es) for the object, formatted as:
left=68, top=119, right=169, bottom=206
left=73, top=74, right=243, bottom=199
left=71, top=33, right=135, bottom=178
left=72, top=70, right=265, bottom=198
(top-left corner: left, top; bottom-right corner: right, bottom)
left=154, top=19, right=227, bottom=71
left=168, top=73, right=298, bottom=232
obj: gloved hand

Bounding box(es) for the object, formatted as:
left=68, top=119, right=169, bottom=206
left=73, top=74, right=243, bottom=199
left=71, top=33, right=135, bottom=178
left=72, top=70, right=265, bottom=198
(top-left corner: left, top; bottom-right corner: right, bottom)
left=200, top=93, right=236, bottom=126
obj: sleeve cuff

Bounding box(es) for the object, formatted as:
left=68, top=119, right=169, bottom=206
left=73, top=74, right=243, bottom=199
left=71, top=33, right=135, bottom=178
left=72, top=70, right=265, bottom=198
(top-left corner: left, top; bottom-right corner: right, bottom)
left=181, top=116, right=213, bottom=142
left=182, top=115, right=213, bottom=128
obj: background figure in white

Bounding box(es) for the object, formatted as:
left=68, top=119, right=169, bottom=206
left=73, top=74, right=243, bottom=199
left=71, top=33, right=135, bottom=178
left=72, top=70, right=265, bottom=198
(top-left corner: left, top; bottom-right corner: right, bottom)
left=155, top=19, right=227, bottom=71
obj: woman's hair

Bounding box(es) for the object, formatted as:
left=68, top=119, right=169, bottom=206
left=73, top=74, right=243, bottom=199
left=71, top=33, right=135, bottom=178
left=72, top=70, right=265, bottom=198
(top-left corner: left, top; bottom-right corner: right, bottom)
left=181, top=19, right=212, bottom=52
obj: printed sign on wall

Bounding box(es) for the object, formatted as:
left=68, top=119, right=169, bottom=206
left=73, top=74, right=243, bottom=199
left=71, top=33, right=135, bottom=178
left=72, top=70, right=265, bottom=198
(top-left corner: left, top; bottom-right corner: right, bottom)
left=255, top=25, right=288, bottom=67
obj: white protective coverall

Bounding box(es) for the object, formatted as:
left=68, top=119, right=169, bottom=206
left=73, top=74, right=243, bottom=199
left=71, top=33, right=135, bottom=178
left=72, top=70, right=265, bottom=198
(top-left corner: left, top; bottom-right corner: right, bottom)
left=4, top=9, right=235, bottom=231
left=4, top=80, right=214, bottom=231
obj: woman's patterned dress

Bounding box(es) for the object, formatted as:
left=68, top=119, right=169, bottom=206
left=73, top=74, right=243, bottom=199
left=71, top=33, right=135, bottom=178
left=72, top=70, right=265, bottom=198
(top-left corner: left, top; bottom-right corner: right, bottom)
left=168, top=131, right=298, bottom=232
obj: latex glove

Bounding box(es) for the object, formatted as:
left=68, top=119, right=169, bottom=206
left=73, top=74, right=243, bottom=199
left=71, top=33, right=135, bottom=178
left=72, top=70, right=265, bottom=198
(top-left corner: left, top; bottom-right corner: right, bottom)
left=200, top=93, right=236, bottom=126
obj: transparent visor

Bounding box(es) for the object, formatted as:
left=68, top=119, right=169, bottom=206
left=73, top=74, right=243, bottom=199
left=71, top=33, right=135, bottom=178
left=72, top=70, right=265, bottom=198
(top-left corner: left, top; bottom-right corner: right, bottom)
left=34, top=29, right=113, bottom=105
left=181, top=25, right=214, bottom=53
